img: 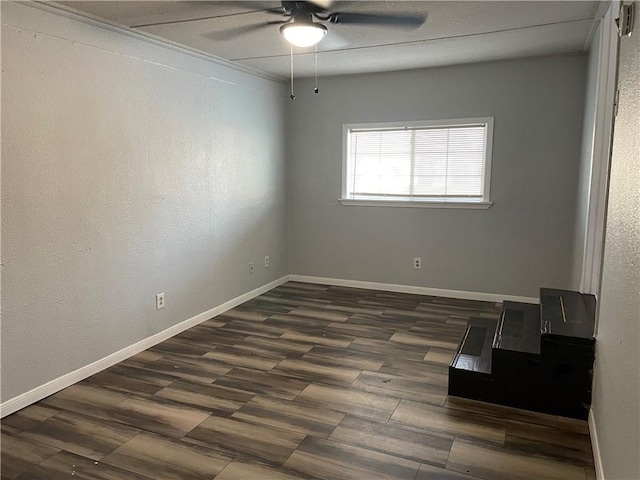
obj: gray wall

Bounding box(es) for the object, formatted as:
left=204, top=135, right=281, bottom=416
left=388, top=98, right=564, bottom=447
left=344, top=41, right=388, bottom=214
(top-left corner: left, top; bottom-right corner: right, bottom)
left=1, top=3, right=287, bottom=402
left=287, top=56, right=587, bottom=298
left=591, top=5, right=640, bottom=477
left=571, top=24, right=602, bottom=291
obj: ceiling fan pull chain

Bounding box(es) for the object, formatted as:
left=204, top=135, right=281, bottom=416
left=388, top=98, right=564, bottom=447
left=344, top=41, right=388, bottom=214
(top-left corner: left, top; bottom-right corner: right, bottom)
left=314, top=44, right=319, bottom=94
left=289, top=44, right=295, bottom=100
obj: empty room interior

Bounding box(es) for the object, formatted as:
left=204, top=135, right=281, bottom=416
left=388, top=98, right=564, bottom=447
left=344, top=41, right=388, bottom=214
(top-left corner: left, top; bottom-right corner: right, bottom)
left=1, top=1, right=639, bottom=479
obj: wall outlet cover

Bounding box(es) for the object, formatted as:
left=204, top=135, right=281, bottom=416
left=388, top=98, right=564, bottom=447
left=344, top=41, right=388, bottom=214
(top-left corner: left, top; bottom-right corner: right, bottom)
left=156, top=292, right=165, bottom=310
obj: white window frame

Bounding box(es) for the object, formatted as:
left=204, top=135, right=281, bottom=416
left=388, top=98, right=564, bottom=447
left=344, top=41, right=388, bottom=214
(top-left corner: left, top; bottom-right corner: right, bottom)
left=340, top=117, right=494, bottom=209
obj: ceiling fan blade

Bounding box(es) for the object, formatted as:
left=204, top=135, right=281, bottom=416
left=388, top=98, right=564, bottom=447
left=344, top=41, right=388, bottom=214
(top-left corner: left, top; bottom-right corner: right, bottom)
left=130, top=3, right=285, bottom=28
left=329, top=12, right=426, bottom=28
left=204, top=20, right=289, bottom=41
left=208, top=2, right=286, bottom=15
left=184, top=1, right=285, bottom=14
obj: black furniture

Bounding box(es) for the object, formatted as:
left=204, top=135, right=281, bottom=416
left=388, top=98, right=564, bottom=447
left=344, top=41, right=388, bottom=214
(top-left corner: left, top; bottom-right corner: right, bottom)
left=448, top=288, right=596, bottom=419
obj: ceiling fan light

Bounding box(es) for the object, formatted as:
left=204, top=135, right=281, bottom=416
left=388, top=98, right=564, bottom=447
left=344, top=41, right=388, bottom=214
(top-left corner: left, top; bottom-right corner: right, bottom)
left=280, top=23, right=327, bottom=48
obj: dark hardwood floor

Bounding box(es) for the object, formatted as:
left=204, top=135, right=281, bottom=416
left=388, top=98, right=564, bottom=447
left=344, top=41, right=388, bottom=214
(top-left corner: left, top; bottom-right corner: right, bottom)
left=1, top=282, right=596, bottom=479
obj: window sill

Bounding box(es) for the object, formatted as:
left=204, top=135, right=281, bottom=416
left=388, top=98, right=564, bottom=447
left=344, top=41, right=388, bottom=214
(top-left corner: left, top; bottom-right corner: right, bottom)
left=338, top=199, right=493, bottom=209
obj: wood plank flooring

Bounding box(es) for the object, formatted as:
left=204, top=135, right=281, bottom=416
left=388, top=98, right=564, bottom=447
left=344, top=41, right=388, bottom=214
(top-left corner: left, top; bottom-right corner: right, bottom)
left=1, top=282, right=596, bottom=479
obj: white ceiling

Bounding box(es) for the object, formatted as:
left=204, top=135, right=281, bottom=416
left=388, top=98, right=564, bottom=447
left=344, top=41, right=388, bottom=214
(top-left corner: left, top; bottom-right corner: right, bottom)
left=55, top=1, right=602, bottom=79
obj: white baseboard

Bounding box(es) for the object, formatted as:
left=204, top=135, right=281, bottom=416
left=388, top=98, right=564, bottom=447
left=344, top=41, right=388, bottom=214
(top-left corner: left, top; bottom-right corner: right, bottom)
left=288, top=275, right=538, bottom=304
left=1, top=273, right=536, bottom=417
left=0, top=276, right=289, bottom=418
left=589, top=408, right=605, bottom=480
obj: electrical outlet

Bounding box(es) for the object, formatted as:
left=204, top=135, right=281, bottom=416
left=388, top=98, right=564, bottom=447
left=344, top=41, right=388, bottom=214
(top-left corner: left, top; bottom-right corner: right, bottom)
left=413, top=257, right=422, bottom=269
left=156, top=292, right=165, bottom=310
left=249, top=262, right=255, bottom=274
left=264, top=256, right=270, bottom=268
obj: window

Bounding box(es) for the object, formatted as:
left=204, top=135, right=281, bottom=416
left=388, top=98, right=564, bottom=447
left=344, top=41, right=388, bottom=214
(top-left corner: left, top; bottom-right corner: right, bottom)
left=340, top=118, right=493, bottom=208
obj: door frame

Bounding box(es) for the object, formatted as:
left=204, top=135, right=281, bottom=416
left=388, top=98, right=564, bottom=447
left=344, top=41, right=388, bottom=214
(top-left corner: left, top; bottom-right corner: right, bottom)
left=580, top=1, right=620, bottom=308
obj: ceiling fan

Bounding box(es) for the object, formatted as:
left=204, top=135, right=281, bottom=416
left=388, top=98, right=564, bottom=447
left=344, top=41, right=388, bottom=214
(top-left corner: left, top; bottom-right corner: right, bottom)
left=210, top=1, right=427, bottom=48
left=204, top=1, right=427, bottom=99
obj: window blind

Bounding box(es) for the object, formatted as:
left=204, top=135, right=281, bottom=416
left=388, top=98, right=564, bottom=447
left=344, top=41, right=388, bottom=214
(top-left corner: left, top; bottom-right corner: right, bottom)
left=346, top=123, right=488, bottom=201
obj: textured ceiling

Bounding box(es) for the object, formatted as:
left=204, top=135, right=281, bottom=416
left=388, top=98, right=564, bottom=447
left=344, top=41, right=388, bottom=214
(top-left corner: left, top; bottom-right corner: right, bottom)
left=54, top=1, right=602, bottom=79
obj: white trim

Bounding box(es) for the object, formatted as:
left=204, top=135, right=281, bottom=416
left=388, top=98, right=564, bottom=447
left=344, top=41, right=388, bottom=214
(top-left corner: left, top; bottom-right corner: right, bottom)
left=0, top=276, right=289, bottom=418
left=25, top=1, right=283, bottom=83
left=0, top=273, right=538, bottom=416
left=338, top=199, right=493, bottom=209
left=341, top=117, right=494, bottom=206
left=288, top=275, right=538, bottom=304
left=483, top=117, right=494, bottom=203
left=343, top=118, right=494, bottom=131
left=583, top=3, right=612, bottom=52
left=342, top=124, right=350, bottom=200
left=589, top=408, right=606, bottom=480
left=581, top=1, right=619, bottom=300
